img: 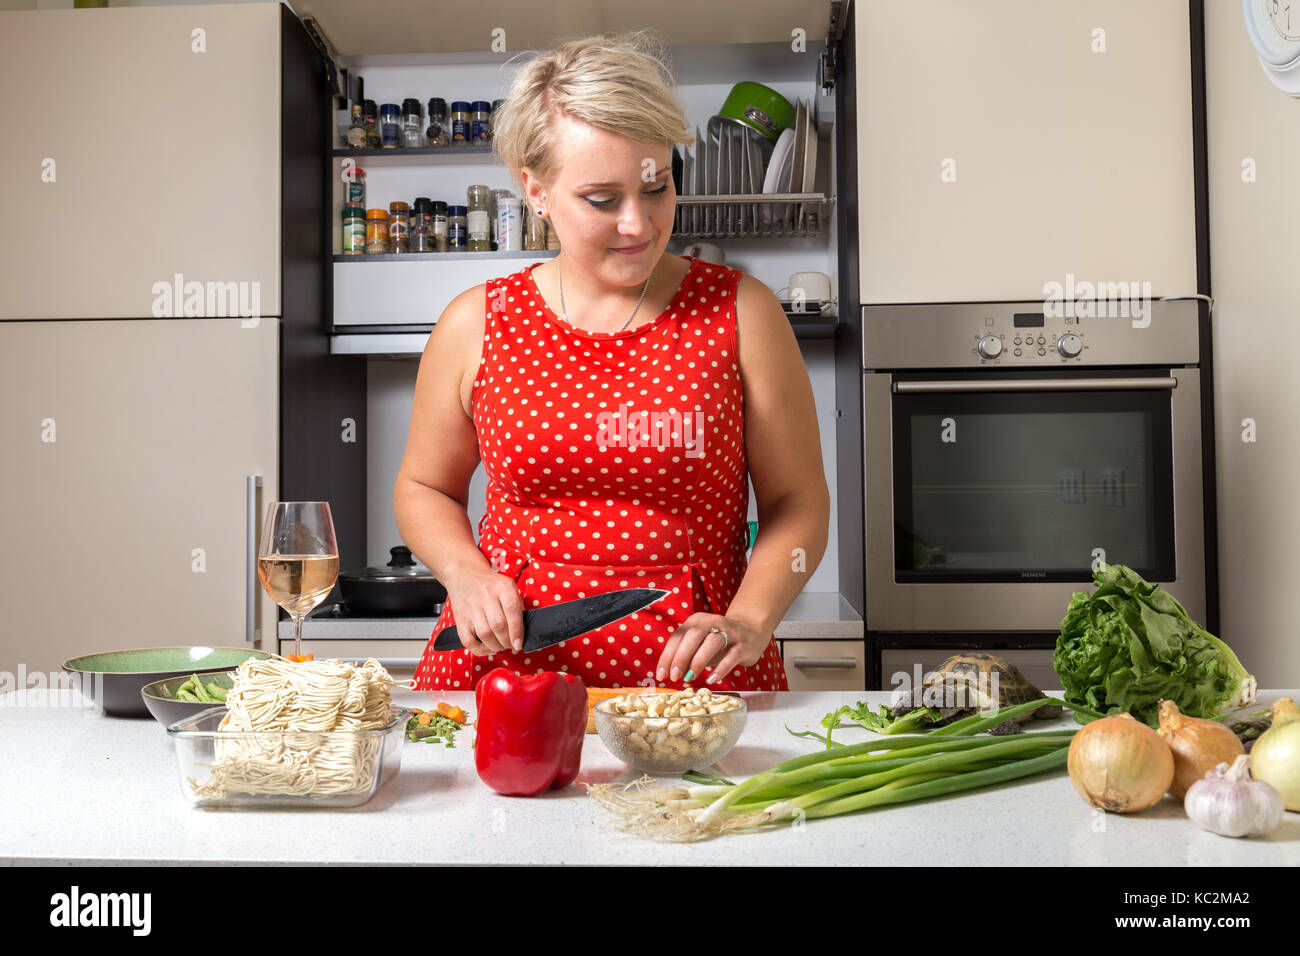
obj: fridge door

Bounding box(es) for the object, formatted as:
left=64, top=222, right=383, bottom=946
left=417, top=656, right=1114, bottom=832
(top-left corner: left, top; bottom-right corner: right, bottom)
left=0, top=318, right=280, bottom=676
left=0, top=4, right=282, bottom=320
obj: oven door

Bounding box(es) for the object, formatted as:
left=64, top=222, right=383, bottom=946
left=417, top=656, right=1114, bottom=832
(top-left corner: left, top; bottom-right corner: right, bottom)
left=864, top=367, right=1206, bottom=631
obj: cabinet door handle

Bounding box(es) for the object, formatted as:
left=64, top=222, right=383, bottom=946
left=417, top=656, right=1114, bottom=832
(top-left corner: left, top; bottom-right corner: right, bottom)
left=792, top=657, right=859, bottom=669
left=246, top=475, right=262, bottom=644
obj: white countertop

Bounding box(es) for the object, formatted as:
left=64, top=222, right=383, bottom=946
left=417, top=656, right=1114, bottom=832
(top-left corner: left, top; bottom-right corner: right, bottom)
left=2, top=687, right=1296, bottom=866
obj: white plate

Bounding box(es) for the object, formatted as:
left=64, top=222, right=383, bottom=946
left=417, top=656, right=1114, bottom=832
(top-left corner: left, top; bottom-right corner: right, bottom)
left=789, top=99, right=808, bottom=230
left=695, top=126, right=706, bottom=233
left=802, top=103, right=817, bottom=193
left=764, top=128, right=796, bottom=229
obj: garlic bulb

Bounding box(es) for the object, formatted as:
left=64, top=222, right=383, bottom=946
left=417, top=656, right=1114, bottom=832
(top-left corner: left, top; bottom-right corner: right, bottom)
left=1183, top=754, right=1284, bottom=838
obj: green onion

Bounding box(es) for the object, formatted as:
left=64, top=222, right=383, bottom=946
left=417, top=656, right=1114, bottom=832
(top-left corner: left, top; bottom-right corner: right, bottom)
left=686, top=699, right=1096, bottom=832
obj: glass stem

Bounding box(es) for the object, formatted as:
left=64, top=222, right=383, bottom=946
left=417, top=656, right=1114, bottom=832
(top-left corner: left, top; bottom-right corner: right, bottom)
left=292, top=613, right=304, bottom=658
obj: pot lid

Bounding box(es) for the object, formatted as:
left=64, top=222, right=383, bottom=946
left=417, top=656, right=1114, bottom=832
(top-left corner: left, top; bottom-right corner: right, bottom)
left=341, top=546, right=438, bottom=583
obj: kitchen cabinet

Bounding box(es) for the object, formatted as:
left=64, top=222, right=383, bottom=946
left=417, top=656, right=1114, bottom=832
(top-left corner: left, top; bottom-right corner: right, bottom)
left=0, top=4, right=282, bottom=320
left=780, top=640, right=866, bottom=690
left=0, top=3, right=365, bottom=674
left=854, top=0, right=1198, bottom=303
left=0, top=319, right=280, bottom=676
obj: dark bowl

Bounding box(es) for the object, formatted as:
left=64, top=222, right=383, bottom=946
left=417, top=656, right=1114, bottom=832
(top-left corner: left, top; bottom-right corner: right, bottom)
left=62, top=646, right=270, bottom=718
left=141, top=671, right=237, bottom=727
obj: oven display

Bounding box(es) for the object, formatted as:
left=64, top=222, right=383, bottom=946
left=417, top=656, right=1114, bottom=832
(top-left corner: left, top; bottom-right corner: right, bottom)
left=892, top=389, right=1175, bottom=582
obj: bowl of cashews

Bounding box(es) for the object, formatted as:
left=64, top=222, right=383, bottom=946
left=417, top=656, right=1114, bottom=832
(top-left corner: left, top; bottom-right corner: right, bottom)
left=593, top=687, right=747, bottom=773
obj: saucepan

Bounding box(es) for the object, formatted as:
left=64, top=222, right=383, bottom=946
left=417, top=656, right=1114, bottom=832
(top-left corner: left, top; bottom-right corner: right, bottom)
left=338, top=546, right=447, bottom=616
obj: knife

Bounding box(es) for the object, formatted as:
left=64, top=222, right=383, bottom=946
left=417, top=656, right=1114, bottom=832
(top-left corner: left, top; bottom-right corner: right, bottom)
left=432, top=588, right=669, bottom=653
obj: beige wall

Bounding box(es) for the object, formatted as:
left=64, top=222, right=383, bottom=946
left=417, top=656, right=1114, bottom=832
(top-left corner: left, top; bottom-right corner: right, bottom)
left=1205, top=3, right=1300, bottom=686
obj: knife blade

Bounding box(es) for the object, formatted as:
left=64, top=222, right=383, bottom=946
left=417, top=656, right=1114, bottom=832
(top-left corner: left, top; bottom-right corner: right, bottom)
left=432, top=587, right=669, bottom=653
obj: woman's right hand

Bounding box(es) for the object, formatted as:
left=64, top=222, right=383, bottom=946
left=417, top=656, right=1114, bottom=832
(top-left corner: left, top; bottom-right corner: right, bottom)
left=443, top=566, right=525, bottom=655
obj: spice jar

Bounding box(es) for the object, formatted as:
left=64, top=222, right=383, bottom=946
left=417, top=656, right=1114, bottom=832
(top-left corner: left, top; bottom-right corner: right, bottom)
left=365, top=208, right=390, bottom=254
left=489, top=188, right=512, bottom=249
left=496, top=196, right=523, bottom=251
left=342, top=166, right=365, bottom=209
left=450, top=101, right=472, bottom=146
left=379, top=103, right=402, bottom=148
left=362, top=100, right=379, bottom=148
left=466, top=185, right=492, bottom=251
left=410, top=197, right=434, bottom=253
left=388, top=201, right=410, bottom=253
left=342, top=204, right=367, bottom=254
left=447, top=204, right=468, bottom=250
left=471, top=101, right=493, bottom=144
left=425, top=98, right=450, bottom=147
left=402, top=98, right=424, bottom=148
left=488, top=99, right=505, bottom=141
left=346, top=103, right=367, bottom=148
left=432, top=200, right=449, bottom=252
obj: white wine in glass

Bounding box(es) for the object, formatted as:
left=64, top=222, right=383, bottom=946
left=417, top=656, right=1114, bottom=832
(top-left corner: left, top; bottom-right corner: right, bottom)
left=257, top=502, right=339, bottom=659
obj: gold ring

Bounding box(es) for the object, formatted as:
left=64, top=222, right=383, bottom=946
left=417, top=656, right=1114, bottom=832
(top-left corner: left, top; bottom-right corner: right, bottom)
left=709, top=626, right=729, bottom=648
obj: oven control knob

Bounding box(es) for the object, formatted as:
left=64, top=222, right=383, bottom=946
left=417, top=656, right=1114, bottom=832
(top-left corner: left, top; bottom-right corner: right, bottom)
left=1056, top=333, right=1083, bottom=358
left=977, top=335, right=1004, bottom=359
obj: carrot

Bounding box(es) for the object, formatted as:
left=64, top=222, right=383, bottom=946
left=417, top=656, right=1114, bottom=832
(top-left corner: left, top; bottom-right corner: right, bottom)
left=417, top=713, right=432, bottom=726
left=437, top=702, right=467, bottom=725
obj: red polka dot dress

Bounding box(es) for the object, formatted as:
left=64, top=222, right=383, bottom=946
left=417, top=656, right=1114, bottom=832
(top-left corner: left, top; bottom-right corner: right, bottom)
left=411, top=255, right=789, bottom=693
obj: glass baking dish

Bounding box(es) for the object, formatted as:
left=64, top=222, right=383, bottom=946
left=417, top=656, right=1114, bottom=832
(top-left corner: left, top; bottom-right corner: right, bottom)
left=166, top=706, right=412, bottom=809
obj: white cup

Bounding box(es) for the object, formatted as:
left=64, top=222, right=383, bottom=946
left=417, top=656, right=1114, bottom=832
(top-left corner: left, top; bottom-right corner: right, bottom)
left=777, top=271, right=832, bottom=313
left=789, top=271, right=831, bottom=301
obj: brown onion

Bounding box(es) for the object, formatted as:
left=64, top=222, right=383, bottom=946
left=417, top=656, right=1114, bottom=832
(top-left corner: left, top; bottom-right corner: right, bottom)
left=1068, top=713, right=1174, bottom=812
left=1157, top=699, right=1245, bottom=799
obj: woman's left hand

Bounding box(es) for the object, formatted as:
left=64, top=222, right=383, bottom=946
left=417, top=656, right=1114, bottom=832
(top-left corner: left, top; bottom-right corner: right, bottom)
left=654, top=613, right=766, bottom=686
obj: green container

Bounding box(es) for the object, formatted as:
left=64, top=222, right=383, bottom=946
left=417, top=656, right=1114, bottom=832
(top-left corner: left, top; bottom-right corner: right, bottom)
left=718, top=82, right=795, bottom=144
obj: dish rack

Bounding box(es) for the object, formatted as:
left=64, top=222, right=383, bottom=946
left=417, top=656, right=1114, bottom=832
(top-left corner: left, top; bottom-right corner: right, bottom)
left=674, top=193, right=832, bottom=239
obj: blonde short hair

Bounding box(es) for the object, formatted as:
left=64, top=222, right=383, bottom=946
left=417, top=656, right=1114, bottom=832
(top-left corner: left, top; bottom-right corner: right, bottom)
left=493, top=30, right=693, bottom=198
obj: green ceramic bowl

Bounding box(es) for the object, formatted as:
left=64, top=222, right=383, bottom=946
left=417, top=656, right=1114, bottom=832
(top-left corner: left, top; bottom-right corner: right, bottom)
left=141, top=671, right=237, bottom=727
left=62, top=646, right=270, bottom=718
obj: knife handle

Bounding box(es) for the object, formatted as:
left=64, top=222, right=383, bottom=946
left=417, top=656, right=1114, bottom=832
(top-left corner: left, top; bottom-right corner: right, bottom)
left=433, top=608, right=536, bottom=652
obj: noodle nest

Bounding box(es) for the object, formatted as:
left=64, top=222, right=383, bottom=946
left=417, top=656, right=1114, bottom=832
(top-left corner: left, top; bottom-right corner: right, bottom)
left=191, top=658, right=395, bottom=799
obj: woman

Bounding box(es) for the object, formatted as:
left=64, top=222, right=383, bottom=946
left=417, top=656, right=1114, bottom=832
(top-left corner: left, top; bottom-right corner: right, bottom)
left=397, top=31, right=829, bottom=693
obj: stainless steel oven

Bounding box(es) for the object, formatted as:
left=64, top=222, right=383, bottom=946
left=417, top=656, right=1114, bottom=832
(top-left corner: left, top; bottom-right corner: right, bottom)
left=862, top=300, right=1212, bottom=686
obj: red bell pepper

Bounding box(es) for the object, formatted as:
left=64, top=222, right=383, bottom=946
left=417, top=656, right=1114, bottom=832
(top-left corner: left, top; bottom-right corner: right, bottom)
left=473, top=667, right=587, bottom=796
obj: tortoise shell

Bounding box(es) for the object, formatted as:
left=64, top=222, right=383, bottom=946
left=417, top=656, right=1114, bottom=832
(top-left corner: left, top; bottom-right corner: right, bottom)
left=893, top=652, right=1062, bottom=730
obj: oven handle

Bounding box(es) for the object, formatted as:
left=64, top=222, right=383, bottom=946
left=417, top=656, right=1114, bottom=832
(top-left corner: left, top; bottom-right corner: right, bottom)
left=893, top=376, right=1177, bottom=394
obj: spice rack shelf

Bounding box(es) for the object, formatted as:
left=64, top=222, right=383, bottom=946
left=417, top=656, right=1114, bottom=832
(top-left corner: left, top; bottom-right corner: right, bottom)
left=332, top=250, right=556, bottom=263
left=332, top=145, right=496, bottom=167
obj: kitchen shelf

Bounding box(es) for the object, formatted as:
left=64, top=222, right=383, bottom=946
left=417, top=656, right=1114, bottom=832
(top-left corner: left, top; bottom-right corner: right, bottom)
left=332, top=144, right=496, bottom=166
left=333, top=249, right=556, bottom=263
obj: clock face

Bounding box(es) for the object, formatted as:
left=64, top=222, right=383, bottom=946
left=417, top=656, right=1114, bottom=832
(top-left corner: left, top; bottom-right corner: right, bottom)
left=1270, top=0, right=1300, bottom=43
left=1244, top=0, right=1300, bottom=94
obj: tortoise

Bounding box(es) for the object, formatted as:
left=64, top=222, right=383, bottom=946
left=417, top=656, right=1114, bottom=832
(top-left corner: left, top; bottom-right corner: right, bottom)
left=890, top=652, right=1062, bottom=735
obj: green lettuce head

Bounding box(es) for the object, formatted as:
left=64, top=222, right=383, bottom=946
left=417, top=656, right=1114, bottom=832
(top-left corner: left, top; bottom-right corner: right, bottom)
left=1053, top=564, right=1257, bottom=727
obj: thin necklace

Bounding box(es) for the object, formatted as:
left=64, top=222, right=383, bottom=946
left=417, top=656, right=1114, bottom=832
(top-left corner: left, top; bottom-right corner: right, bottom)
left=557, top=257, right=654, bottom=333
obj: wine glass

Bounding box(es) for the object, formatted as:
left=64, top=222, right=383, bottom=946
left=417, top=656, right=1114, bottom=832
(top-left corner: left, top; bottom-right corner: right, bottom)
left=257, top=502, right=339, bottom=660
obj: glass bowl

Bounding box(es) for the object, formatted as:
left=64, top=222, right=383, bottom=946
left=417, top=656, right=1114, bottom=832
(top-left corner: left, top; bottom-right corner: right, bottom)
left=594, top=692, right=746, bottom=774
left=166, top=707, right=412, bottom=808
